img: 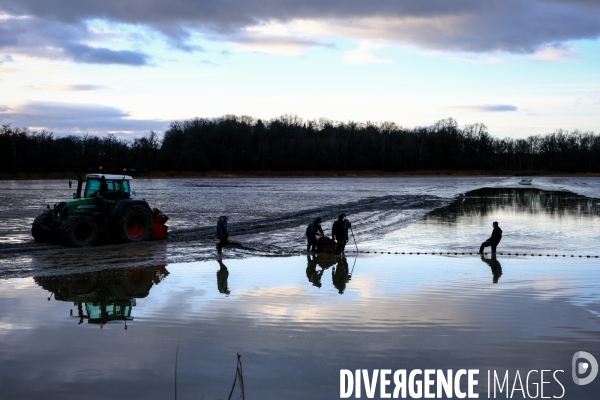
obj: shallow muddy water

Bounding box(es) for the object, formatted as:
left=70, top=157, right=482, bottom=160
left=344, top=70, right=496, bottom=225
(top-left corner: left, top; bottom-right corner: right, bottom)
left=3, top=175, right=599, bottom=245
left=1, top=177, right=600, bottom=399
left=1, top=176, right=506, bottom=244
left=380, top=187, right=600, bottom=255
left=1, top=179, right=599, bottom=278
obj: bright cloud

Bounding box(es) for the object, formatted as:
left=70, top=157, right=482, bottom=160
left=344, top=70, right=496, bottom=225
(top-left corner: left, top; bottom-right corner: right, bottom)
left=344, top=41, right=393, bottom=64
left=529, top=43, right=582, bottom=62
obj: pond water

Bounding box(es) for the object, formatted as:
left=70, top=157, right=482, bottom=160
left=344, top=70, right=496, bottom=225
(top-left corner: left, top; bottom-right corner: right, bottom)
left=2, top=176, right=599, bottom=245
left=1, top=177, right=600, bottom=399
left=2, top=256, right=600, bottom=399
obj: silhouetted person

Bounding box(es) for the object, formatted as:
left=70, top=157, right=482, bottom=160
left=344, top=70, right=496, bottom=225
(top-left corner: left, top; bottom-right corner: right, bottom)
left=332, top=256, right=350, bottom=294
left=77, top=302, right=85, bottom=325
left=217, top=259, right=230, bottom=295
left=332, top=213, right=352, bottom=255
left=97, top=175, right=109, bottom=210
left=479, top=221, right=502, bottom=254
left=306, top=255, right=324, bottom=288
left=216, top=214, right=230, bottom=253
left=99, top=175, right=108, bottom=195
left=480, top=254, right=503, bottom=283
left=306, top=217, right=324, bottom=252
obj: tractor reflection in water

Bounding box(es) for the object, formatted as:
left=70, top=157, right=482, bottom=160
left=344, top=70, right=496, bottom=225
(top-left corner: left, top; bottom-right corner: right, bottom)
left=35, top=265, right=169, bottom=329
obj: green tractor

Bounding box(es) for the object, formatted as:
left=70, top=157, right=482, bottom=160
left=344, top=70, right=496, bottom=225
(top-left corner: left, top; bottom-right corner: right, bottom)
left=32, top=174, right=160, bottom=247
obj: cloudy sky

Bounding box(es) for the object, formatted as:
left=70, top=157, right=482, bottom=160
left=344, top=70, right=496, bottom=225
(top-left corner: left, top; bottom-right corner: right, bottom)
left=0, top=0, right=599, bottom=138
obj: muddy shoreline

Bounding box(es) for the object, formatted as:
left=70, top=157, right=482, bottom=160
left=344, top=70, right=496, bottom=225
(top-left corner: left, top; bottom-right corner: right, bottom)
left=3, top=170, right=600, bottom=180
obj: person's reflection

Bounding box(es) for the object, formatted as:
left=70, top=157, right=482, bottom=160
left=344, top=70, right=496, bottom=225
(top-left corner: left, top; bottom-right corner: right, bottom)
left=306, top=255, right=324, bottom=288
left=77, top=302, right=85, bottom=325
left=217, top=259, right=230, bottom=295
left=332, top=256, right=350, bottom=294
left=480, top=254, right=503, bottom=283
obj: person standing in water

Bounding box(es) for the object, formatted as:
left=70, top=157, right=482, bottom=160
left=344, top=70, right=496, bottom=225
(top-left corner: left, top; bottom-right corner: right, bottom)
left=306, top=217, right=324, bottom=252
left=216, top=214, right=230, bottom=253
left=332, top=213, right=351, bottom=255
left=479, top=221, right=502, bottom=254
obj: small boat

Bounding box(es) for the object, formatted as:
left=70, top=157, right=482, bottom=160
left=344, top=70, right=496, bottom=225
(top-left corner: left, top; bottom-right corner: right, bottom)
left=519, top=178, right=532, bottom=185
left=316, top=236, right=337, bottom=253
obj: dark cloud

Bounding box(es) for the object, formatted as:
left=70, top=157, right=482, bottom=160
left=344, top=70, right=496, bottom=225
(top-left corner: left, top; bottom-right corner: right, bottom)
left=63, top=42, right=149, bottom=65
left=153, top=24, right=205, bottom=52
left=199, top=59, right=220, bottom=67
left=25, top=84, right=108, bottom=91
left=1, top=1, right=599, bottom=60
left=0, top=101, right=168, bottom=137
left=0, top=17, right=151, bottom=65
left=63, top=84, right=107, bottom=91
left=0, top=55, right=14, bottom=64
left=543, top=0, right=600, bottom=7
left=461, top=104, right=519, bottom=112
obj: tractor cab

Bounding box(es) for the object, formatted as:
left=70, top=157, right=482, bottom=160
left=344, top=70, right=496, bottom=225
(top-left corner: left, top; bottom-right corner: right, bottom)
left=75, top=174, right=134, bottom=200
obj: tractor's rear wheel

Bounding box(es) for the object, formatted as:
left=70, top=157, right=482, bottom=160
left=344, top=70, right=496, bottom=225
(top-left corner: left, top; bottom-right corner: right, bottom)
left=118, top=205, right=153, bottom=242
left=32, top=212, right=54, bottom=243
left=60, top=214, right=98, bottom=247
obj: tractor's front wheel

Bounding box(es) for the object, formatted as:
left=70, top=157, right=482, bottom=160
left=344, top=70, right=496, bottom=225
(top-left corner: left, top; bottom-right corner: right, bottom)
left=118, top=205, right=153, bottom=242
left=60, top=214, right=99, bottom=247
left=32, top=212, right=54, bottom=243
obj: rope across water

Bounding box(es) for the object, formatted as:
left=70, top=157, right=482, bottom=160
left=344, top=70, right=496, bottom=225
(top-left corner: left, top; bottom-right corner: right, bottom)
left=340, top=251, right=599, bottom=258
left=226, top=245, right=600, bottom=259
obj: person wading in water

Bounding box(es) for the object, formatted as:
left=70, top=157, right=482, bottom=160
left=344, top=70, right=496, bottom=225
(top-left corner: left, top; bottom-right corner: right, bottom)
left=216, top=214, right=230, bottom=253
left=306, top=217, right=324, bottom=252
left=479, top=221, right=502, bottom=255
left=332, top=213, right=351, bottom=255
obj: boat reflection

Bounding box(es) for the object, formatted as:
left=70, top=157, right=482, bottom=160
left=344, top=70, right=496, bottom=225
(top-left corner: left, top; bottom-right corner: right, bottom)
left=35, top=265, right=169, bottom=328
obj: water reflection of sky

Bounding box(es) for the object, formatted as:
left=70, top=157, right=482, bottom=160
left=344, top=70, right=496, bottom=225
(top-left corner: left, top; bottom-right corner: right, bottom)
left=1, top=255, right=600, bottom=399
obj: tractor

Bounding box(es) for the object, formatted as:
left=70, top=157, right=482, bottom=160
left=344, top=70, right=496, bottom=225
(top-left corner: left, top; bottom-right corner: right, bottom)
left=32, top=174, right=165, bottom=247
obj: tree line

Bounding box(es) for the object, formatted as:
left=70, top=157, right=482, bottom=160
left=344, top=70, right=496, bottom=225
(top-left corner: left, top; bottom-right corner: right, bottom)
left=2, top=116, right=599, bottom=175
